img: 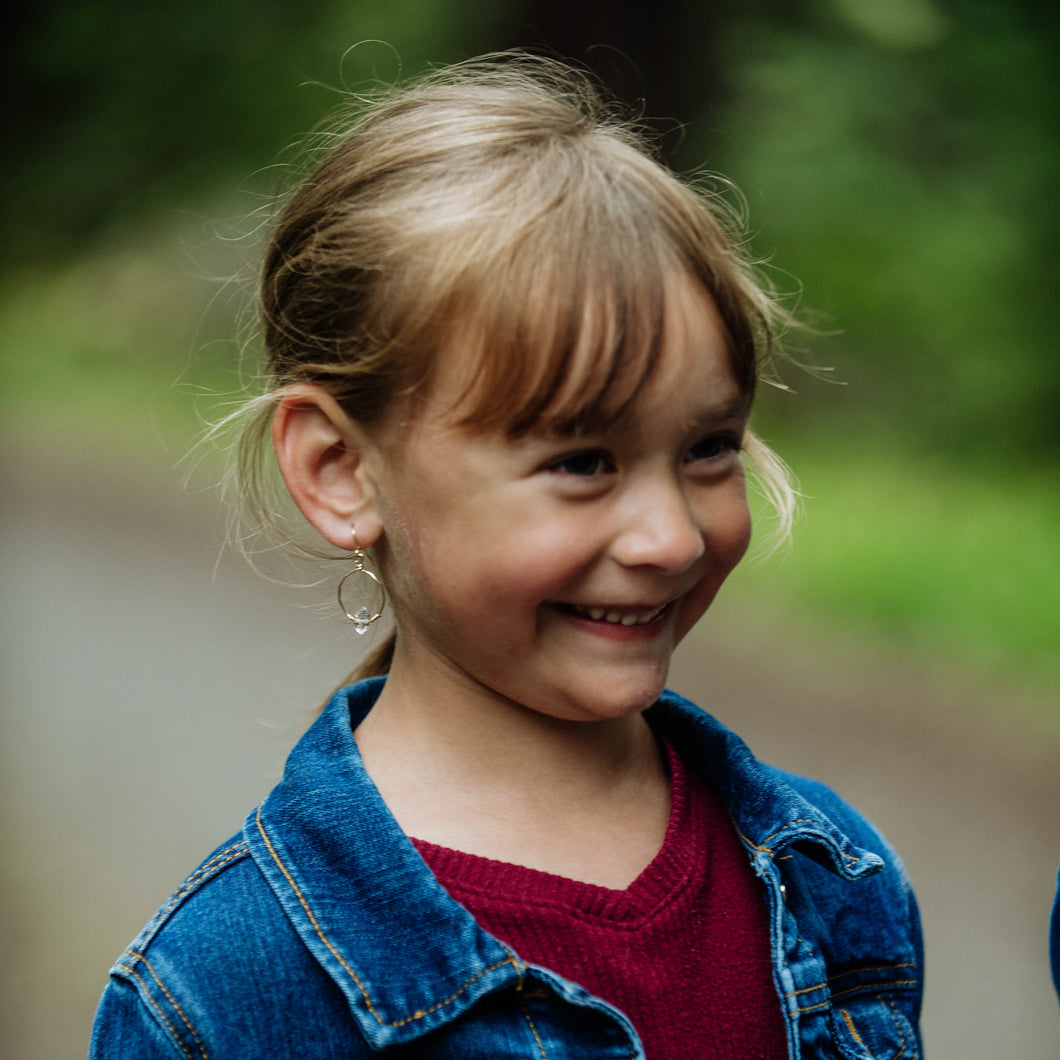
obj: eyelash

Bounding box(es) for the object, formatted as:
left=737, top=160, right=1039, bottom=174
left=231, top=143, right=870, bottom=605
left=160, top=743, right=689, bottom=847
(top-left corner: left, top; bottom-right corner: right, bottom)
left=547, top=450, right=615, bottom=477
left=685, top=432, right=743, bottom=463
left=546, top=433, right=743, bottom=477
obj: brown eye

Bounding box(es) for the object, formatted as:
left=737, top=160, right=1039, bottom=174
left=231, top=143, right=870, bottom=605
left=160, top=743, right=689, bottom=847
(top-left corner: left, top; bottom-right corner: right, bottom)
left=547, top=450, right=615, bottom=476
left=686, top=433, right=742, bottom=463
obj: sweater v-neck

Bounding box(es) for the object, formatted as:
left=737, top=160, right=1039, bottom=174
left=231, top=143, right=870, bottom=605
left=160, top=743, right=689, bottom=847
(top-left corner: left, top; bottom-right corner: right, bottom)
left=410, top=737, right=701, bottom=925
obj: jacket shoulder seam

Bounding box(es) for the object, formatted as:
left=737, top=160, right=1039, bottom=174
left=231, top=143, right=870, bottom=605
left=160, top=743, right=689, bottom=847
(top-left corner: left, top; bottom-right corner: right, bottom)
left=134, top=839, right=251, bottom=952
left=111, top=954, right=208, bottom=1060
left=164, top=840, right=250, bottom=909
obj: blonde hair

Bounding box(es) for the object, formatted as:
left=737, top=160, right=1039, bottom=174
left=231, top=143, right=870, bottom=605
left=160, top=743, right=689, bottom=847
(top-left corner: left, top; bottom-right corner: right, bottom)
left=233, top=53, right=798, bottom=677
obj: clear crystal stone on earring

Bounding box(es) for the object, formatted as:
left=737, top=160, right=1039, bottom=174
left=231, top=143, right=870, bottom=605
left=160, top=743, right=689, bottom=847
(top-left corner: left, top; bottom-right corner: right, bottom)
left=338, top=529, right=386, bottom=634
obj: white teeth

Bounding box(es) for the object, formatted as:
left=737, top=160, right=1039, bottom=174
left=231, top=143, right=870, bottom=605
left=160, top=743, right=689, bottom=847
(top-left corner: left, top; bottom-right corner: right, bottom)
left=570, top=604, right=666, bottom=625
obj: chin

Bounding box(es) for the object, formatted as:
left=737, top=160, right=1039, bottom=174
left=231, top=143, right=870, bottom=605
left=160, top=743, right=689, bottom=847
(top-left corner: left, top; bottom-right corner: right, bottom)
left=559, top=671, right=670, bottom=722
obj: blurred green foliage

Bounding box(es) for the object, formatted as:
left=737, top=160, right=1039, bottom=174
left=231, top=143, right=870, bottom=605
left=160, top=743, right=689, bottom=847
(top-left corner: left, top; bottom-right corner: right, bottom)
left=2, top=0, right=511, bottom=260
left=2, top=0, right=1057, bottom=692
left=708, top=1, right=1059, bottom=457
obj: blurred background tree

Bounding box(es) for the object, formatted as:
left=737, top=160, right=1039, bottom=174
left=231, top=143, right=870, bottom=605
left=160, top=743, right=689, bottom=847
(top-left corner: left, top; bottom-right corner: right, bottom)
left=2, top=0, right=1057, bottom=687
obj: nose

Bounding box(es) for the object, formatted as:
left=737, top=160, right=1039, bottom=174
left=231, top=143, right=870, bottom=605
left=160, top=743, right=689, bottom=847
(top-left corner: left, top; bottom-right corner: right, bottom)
left=611, top=477, right=706, bottom=574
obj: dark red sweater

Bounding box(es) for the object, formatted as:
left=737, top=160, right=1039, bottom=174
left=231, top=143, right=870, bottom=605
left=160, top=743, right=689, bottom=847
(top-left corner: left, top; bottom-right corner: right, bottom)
left=412, top=739, right=789, bottom=1058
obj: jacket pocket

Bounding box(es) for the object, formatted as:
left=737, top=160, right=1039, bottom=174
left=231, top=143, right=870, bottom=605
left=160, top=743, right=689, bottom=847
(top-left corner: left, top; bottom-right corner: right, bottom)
left=828, top=996, right=919, bottom=1060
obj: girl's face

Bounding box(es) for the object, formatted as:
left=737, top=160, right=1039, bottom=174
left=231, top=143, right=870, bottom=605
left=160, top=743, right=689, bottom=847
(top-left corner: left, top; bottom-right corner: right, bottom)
left=372, top=272, right=752, bottom=723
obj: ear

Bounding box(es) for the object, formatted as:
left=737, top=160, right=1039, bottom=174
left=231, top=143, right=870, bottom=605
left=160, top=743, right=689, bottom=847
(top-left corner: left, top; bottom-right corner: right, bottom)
left=271, top=384, right=383, bottom=551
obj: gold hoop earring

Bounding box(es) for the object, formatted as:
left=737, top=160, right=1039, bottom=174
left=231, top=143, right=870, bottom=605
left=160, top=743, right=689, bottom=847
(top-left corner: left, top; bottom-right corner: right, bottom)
left=338, top=530, right=386, bottom=635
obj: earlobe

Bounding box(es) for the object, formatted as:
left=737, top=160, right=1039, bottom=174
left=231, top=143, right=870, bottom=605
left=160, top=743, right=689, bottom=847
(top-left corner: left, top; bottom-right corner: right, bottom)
left=271, top=384, right=382, bottom=550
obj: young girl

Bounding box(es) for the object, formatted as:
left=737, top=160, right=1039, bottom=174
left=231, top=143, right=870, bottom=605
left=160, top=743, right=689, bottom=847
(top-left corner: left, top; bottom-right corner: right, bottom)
left=90, top=54, right=923, bottom=1059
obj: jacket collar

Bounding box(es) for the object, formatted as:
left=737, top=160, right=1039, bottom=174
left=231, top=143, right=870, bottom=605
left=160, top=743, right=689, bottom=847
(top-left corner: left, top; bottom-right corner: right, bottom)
left=648, top=693, right=884, bottom=881
left=245, top=679, right=526, bottom=1050
left=245, top=680, right=880, bottom=1047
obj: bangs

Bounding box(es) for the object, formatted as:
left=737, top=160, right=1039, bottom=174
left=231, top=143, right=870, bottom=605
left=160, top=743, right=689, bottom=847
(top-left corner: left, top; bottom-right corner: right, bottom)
left=321, top=94, right=768, bottom=437
left=388, top=134, right=759, bottom=439
left=443, top=252, right=675, bottom=438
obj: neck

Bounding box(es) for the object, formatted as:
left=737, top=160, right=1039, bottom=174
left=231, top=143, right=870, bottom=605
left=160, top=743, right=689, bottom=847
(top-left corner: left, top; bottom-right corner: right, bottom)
left=352, top=644, right=671, bottom=886
left=356, top=652, right=660, bottom=805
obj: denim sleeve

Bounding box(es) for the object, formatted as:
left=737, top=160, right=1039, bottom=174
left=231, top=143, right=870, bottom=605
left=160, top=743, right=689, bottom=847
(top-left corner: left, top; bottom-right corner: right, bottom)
left=1051, top=861, right=1060, bottom=1006
left=779, top=771, right=925, bottom=1055
left=88, top=977, right=188, bottom=1060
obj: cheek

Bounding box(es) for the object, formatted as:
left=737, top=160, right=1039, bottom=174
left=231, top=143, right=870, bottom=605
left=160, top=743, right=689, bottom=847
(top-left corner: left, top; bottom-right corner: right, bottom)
left=468, top=539, right=588, bottom=610
left=381, top=504, right=567, bottom=623
left=457, top=505, right=598, bottom=596
left=678, top=490, right=752, bottom=632
left=691, top=487, right=750, bottom=597
left=715, top=494, right=753, bottom=569
left=375, top=503, right=459, bottom=627
left=695, top=471, right=753, bottom=569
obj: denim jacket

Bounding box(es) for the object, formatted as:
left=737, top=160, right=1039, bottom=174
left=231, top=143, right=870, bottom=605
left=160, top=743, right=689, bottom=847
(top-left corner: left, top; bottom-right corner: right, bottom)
left=90, top=679, right=923, bottom=1059
left=1051, top=863, right=1060, bottom=1006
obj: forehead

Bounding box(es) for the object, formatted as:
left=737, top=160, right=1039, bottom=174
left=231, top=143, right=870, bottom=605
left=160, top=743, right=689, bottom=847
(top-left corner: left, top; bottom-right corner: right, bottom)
left=630, top=277, right=746, bottom=416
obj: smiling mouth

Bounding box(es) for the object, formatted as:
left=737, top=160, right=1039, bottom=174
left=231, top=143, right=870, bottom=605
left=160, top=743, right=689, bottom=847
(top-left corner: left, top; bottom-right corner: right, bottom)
left=559, top=602, right=672, bottom=627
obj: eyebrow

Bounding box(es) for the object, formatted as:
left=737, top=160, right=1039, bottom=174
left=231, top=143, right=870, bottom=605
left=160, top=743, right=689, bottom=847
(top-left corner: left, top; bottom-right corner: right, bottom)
left=666, top=394, right=752, bottom=433
left=692, top=395, right=752, bottom=422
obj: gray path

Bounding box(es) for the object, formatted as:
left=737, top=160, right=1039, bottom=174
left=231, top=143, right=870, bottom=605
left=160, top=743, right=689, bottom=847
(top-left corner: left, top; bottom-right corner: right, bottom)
left=2, top=449, right=1058, bottom=1058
